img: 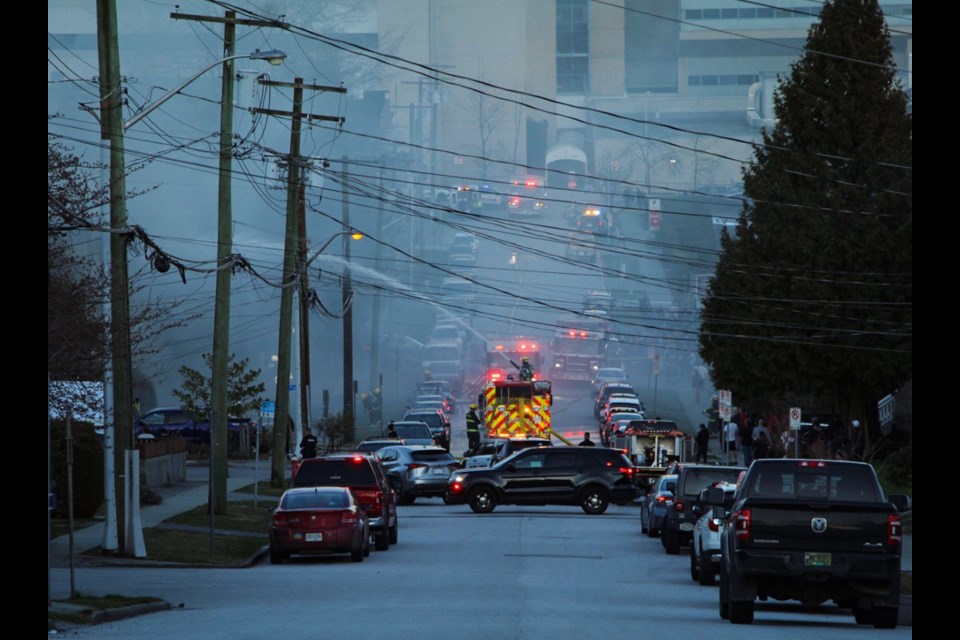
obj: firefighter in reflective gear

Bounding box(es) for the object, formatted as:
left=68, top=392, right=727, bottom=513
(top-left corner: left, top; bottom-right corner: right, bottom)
left=465, top=404, right=482, bottom=449
left=510, top=356, right=535, bottom=381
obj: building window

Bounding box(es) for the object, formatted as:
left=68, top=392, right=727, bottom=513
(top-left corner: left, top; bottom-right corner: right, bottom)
left=557, top=0, right=589, bottom=94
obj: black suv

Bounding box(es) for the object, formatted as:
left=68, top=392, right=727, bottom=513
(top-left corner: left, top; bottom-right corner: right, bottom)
left=660, top=464, right=744, bottom=555
left=444, top=446, right=636, bottom=514
left=293, top=453, right=399, bottom=550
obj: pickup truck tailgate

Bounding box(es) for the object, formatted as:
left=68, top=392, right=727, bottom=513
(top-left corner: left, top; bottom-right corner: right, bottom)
left=744, top=500, right=897, bottom=554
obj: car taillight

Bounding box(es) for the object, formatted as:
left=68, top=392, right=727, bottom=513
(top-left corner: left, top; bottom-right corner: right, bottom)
left=408, top=463, right=427, bottom=471
left=674, top=498, right=685, bottom=512
left=708, top=517, right=721, bottom=532
left=271, top=513, right=290, bottom=527
left=735, top=508, right=751, bottom=541
left=619, top=466, right=634, bottom=477
left=656, top=495, right=668, bottom=504
left=340, top=512, right=357, bottom=525
left=887, top=513, right=902, bottom=546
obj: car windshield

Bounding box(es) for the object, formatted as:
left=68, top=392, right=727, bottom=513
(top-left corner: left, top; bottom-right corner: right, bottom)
left=411, top=450, right=457, bottom=463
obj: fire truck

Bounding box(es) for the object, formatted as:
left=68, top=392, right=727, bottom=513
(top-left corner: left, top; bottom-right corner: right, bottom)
left=484, top=337, right=544, bottom=382
left=482, top=379, right=554, bottom=439
left=550, top=315, right=610, bottom=382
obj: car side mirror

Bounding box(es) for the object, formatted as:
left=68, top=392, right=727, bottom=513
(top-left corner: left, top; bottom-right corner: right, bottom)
left=889, top=494, right=912, bottom=513
left=704, top=486, right=725, bottom=506
left=691, top=504, right=702, bottom=516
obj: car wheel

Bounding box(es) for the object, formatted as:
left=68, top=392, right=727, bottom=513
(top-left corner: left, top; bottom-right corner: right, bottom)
left=719, top=568, right=730, bottom=619
left=871, top=607, right=898, bottom=629
left=662, top=528, right=681, bottom=555
left=350, top=540, right=364, bottom=563
left=374, top=529, right=389, bottom=551
left=580, top=486, right=610, bottom=515
left=389, top=520, right=398, bottom=545
left=699, top=549, right=716, bottom=586
left=854, top=608, right=872, bottom=625
left=363, top=534, right=371, bottom=557
left=269, top=546, right=285, bottom=565
left=468, top=486, right=497, bottom=513
left=729, top=600, right=754, bottom=624
left=690, top=545, right=700, bottom=581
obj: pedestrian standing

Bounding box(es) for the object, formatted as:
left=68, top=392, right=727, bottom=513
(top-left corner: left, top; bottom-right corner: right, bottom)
left=298, top=426, right=318, bottom=459
left=465, top=404, right=482, bottom=449
left=578, top=432, right=596, bottom=447
left=739, top=418, right=755, bottom=466
left=695, top=423, right=710, bottom=463
left=724, top=420, right=739, bottom=464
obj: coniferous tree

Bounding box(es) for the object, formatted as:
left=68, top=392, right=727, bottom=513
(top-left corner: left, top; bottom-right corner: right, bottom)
left=699, top=0, right=911, bottom=450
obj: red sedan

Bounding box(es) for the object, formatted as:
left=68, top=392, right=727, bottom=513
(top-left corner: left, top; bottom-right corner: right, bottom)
left=269, top=486, right=370, bottom=564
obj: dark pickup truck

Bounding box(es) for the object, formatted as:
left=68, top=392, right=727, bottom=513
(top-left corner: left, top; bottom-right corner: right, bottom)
left=710, top=458, right=911, bottom=628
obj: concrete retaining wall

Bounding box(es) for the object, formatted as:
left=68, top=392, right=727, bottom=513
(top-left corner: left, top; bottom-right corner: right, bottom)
left=142, top=452, right=186, bottom=487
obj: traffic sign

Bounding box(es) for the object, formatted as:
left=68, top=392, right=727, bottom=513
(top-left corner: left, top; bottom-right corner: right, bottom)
left=719, top=403, right=731, bottom=421
left=789, top=407, right=802, bottom=430
left=652, top=353, right=661, bottom=375
left=260, top=400, right=276, bottom=417
left=649, top=199, right=661, bottom=231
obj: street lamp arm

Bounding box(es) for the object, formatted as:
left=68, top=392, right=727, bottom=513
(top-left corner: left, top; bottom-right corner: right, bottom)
left=306, top=230, right=363, bottom=268
left=123, top=49, right=286, bottom=130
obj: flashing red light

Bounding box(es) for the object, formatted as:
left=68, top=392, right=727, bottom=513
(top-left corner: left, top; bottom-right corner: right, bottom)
left=568, top=330, right=576, bottom=337
left=350, top=456, right=365, bottom=463
left=525, top=179, right=538, bottom=188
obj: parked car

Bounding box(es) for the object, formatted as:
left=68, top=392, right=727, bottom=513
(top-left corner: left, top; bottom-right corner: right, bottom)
left=640, top=474, right=677, bottom=537
left=416, top=380, right=457, bottom=409
left=292, top=453, right=398, bottom=551
left=354, top=438, right=399, bottom=454
left=389, top=420, right=436, bottom=446
left=375, top=445, right=460, bottom=504
left=594, top=382, right=636, bottom=418
left=402, top=411, right=451, bottom=449
left=591, top=367, right=629, bottom=394
left=600, top=411, right=646, bottom=447
left=690, top=481, right=738, bottom=585
left=599, top=395, right=644, bottom=425
left=660, top=464, right=745, bottom=555
left=268, top=486, right=370, bottom=564
left=445, top=446, right=636, bottom=514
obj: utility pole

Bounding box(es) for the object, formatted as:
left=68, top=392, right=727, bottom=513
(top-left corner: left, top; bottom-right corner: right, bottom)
left=96, top=0, right=134, bottom=555
left=341, top=157, right=356, bottom=446
left=368, top=165, right=385, bottom=397
left=172, top=10, right=282, bottom=515
left=297, top=180, right=311, bottom=447
left=253, top=79, right=345, bottom=487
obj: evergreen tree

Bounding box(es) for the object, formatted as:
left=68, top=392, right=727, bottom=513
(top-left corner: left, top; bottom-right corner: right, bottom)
left=699, top=0, right=911, bottom=450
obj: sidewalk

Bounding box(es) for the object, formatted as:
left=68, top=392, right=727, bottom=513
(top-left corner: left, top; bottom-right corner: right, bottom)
left=49, top=460, right=276, bottom=568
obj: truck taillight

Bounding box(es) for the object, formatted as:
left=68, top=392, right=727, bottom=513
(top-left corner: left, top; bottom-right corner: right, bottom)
left=674, top=498, right=685, bottom=512
left=887, top=513, right=902, bottom=546
left=735, top=508, right=751, bottom=541
left=708, top=517, right=721, bottom=532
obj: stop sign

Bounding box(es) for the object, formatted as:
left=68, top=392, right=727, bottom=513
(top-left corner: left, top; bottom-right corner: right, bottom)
left=567, top=179, right=577, bottom=189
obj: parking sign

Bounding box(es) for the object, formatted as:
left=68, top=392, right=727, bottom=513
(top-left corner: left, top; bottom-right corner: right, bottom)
left=789, top=407, right=802, bottom=430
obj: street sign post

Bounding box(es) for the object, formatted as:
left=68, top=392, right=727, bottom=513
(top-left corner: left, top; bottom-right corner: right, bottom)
left=649, top=198, right=661, bottom=231
left=789, top=407, right=802, bottom=430
left=718, top=389, right=732, bottom=422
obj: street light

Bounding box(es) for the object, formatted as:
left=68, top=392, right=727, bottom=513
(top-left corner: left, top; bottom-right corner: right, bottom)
left=296, top=229, right=363, bottom=453
left=123, top=49, right=286, bottom=129
left=124, top=46, right=286, bottom=516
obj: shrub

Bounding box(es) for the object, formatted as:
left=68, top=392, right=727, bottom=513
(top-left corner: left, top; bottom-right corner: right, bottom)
left=50, top=421, right=104, bottom=518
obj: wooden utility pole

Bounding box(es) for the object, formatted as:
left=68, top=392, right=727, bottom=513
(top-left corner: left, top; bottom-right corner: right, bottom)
left=171, top=10, right=283, bottom=515
left=96, top=0, right=134, bottom=555
left=252, top=80, right=345, bottom=487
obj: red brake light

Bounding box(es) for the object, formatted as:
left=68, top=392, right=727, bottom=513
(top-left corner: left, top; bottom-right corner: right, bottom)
left=887, top=514, right=902, bottom=546
left=674, top=498, right=685, bottom=512
left=350, top=456, right=365, bottom=463
left=619, top=466, right=634, bottom=477
left=797, top=460, right=829, bottom=469
left=656, top=495, right=668, bottom=504
left=735, top=508, right=752, bottom=541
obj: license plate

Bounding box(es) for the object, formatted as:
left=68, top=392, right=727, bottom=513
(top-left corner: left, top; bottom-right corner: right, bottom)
left=306, top=532, right=323, bottom=542
left=804, top=552, right=831, bottom=567
left=432, top=467, right=448, bottom=476
left=680, top=523, right=694, bottom=532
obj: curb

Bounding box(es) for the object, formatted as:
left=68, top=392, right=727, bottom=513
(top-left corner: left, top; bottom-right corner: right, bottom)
left=91, top=601, right=173, bottom=624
